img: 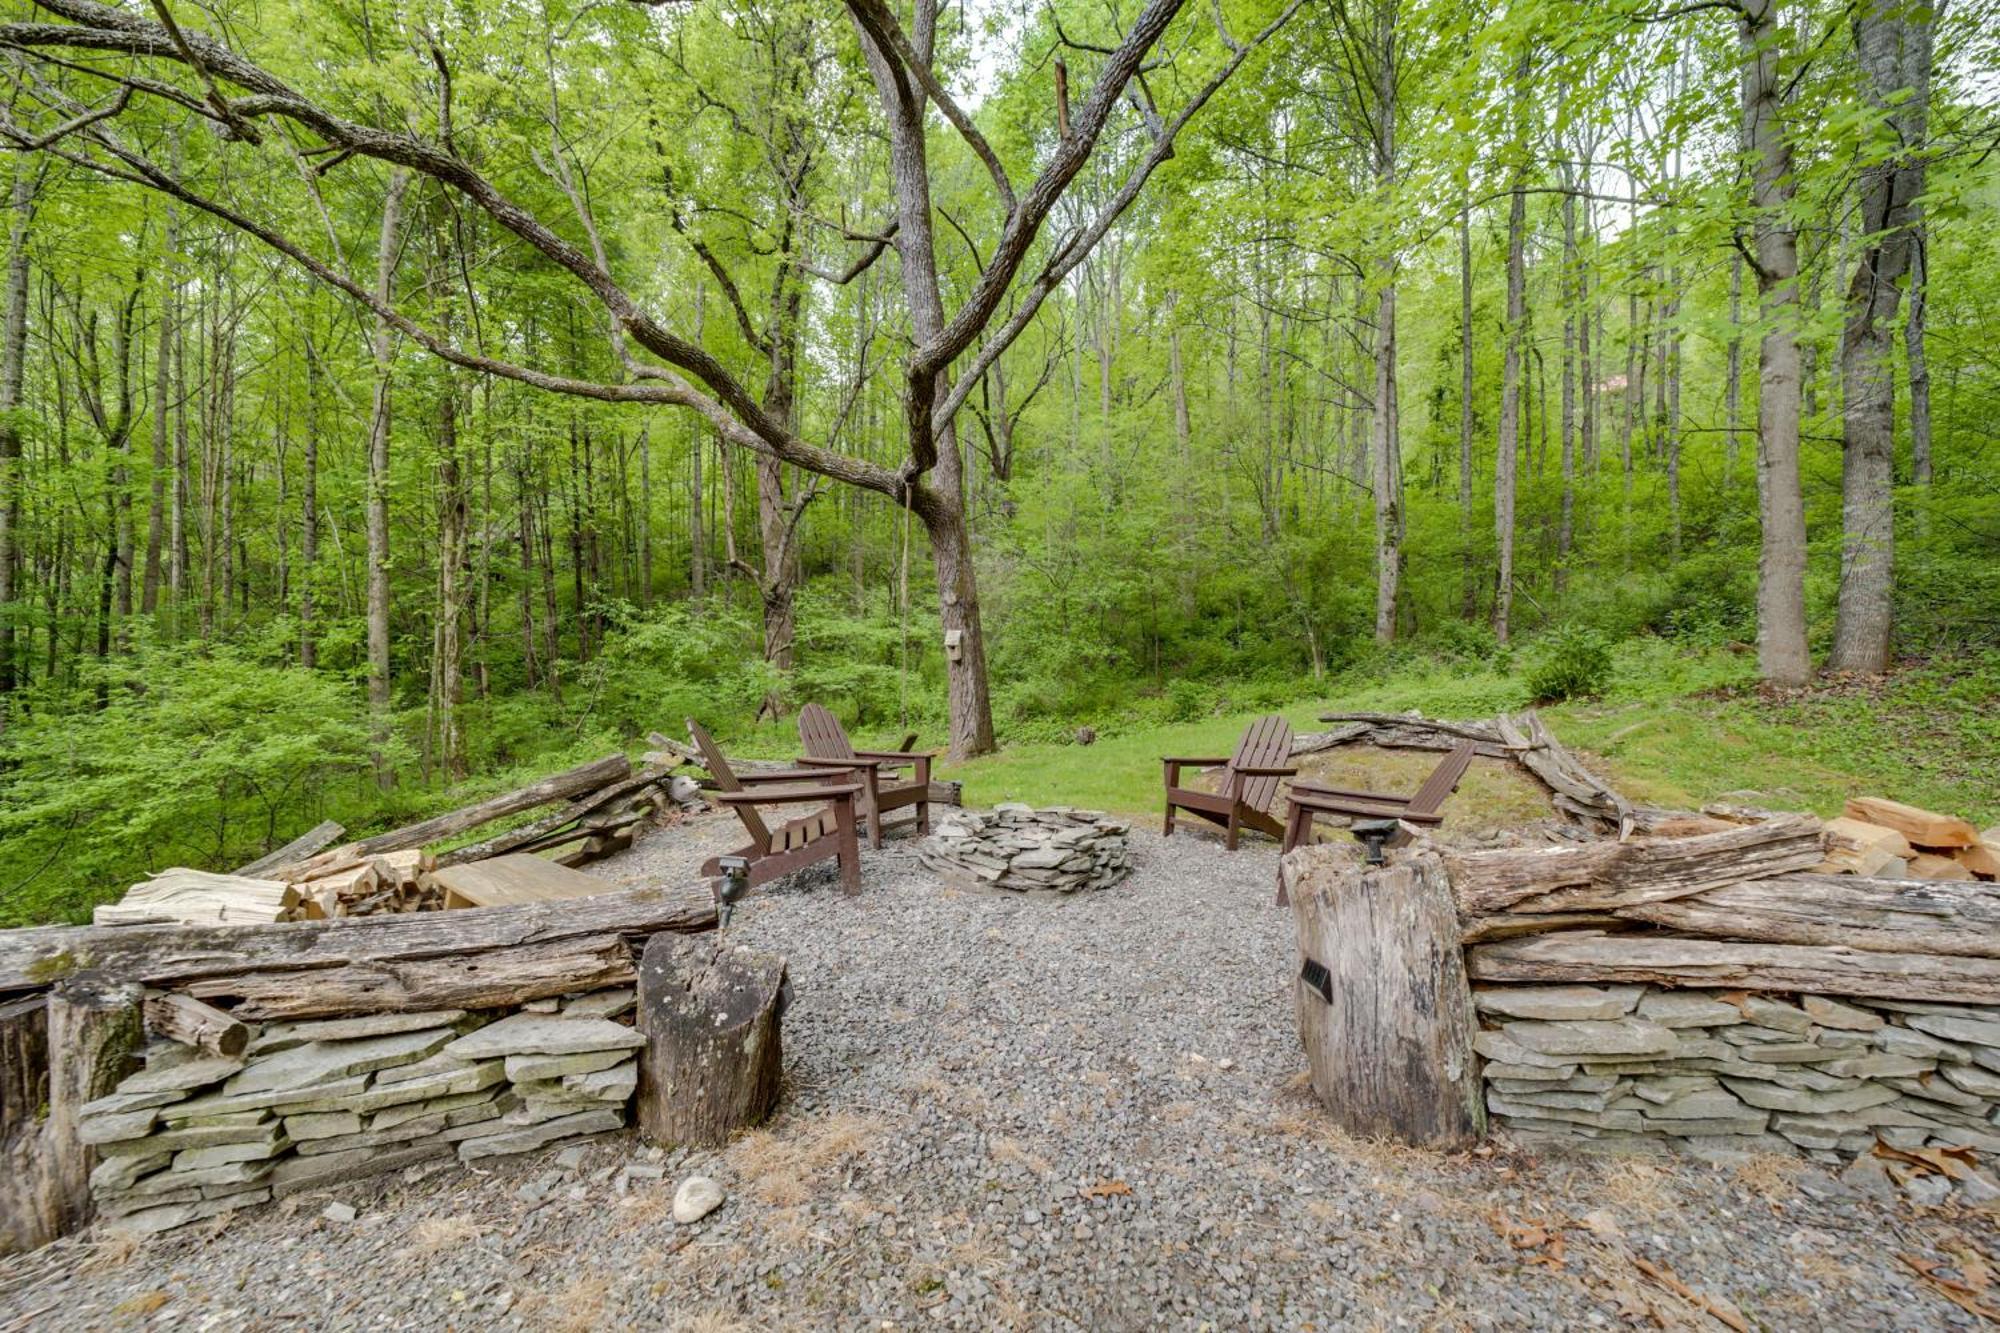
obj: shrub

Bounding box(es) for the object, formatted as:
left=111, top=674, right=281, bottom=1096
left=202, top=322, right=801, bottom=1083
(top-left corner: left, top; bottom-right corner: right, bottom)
left=1164, top=678, right=1214, bottom=722
left=1525, top=626, right=1614, bottom=703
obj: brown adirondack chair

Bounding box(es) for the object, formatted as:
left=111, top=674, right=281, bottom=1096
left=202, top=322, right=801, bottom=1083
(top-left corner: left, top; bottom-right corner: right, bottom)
left=795, top=703, right=935, bottom=849
left=1161, top=715, right=1297, bottom=850
left=1275, top=741, right=1479, bottom=904
left=686, top=718, right=864, bottom=896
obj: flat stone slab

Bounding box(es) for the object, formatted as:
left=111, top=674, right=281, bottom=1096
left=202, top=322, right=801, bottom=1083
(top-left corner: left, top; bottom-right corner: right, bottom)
left=441, top=1012, right=645, bottom=1061
left=1636, top=992, right=1744, bottom=1028
left=562, top=988, right=636, bottom=1020
left=250, top=1010, right=469, bottom=1055
left=1473, top=986, right=1643, bottom=1022
left=505, top=1048, right=631, bottom=1083
left=1498, top=1019, right=1680, bottom=1059
left=117, top=1055, right=248, bottom=1096
left=458, top=1107, right=624, bottom=1161
left=1906, top=1012, right=2000, bottom=1050
left=225, top=1028, right=456, bottom=1095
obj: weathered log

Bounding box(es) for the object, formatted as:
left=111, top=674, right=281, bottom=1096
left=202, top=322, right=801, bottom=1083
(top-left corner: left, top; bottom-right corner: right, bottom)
left=635, top=934, right=786, bottom=1148
left=0, top=996, right=53, bottom=1255
left=1466, top=931, right=2000, bottom=1004
left=143, top=988, right=249, bottom=1057
left=1446, top=814, right=1824, bottom=917
left=434, top=767, right=670, bottom=868
left=1459, top=911, right=1626, bottom=944
left=233, top=819, right=346, bottom=878
left=1284, top=844, right=1484, bottom=1149
left=289, top=753, right=631, bottom=879
left=185, top=935, right=636, bottom=1020
left=1613, top=874, right=2000, bottom=955
left=41, top=974, right=143, bottom=1244
left=0, top=882, right=714, bottom=996
left=1843, top=796, right=1980, bottom=850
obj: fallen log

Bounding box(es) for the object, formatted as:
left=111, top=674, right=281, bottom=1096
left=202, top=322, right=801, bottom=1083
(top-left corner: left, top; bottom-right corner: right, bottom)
left=184, top=935, right=637, bottom=1020
left=95, top=869, right=300, bottom=928
left=143, top=988, right=249, bottom=1057
left=0, top=881, right=715, bottom=996
left=1284, top=844, right=1483, bottom=1149
left=636, top=934, right=786, bottom=1148
left=434, top=767, right=670, bottom=868
left=288, top=753, right=631, bottom=879
left=1613, top=874, right=2000, bottom=955
left=1496, top=711, right=1631, bottom=832
left=232, top=820, right=346, bottom=878
left=1466, top=931, right=2000, bottom=1005
left=1445, top=814, right=1824, bottom=917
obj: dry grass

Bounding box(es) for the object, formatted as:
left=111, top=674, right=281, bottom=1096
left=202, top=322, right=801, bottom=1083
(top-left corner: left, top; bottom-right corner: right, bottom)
left=1599, top=1160, right=1679, bottom=1215
left=1730, top=1152, right=1804, bottom=1203
left=674, top=1311, right=753, bottom=1333
left=728, top=1111, right=885, bottom=1207
left=398, top=1215, right=486, bottom=1259
left=1290, top=747, right=1554, bottom=837
left=987, top=1135, right=1052, bottom=1177
left=77, top=1233, right=143, bottom=1275
left=513, top=1269, right=617, bottom=1333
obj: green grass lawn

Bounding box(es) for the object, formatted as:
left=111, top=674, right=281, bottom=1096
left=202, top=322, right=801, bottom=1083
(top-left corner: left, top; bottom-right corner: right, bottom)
left=937, top=646, right=1999, bottom=828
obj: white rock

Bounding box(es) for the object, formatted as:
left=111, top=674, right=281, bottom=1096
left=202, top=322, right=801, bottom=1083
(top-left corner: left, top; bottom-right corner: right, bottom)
left=672, top=1175, right=725, bottom=1224
left=321, top=1201, right=358, bottom=1223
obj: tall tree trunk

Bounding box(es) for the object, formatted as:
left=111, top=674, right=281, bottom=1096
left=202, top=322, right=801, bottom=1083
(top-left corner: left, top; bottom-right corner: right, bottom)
left=366, top=171, right=412, bottom=787
left=1906, top=223, right=1931, bottom=486
left=0, top=169, right=31, bottom=702
left=1741, top=0, right=1810, bottom=685
left=1493, top=65, right=1529, bottom=646
left=1370, top=2, right=1402, bottom=644
left=142, top=197, right=174, bottom=616
left=1458, top=199, right=1476, bottom=619
left=1830, top=0, right=1933, bottom=674
left=1725, top=250, right=1744, bottom=485
left=299, top=337, right=318, bottom=669
left=433, top=388, right=468, bottom=780
left=1558, top=184, right=1577, bottom=588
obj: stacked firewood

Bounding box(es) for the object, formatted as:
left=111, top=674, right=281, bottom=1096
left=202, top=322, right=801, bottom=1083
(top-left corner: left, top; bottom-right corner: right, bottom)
left=93, top=755, right=697, bottom=929
left=1819, top=796, right=1997, bottom=882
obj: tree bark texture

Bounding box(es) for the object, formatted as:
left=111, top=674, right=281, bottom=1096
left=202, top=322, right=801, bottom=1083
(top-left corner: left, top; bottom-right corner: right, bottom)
left=1284, top=844, right=1484, bottom=1148
left=635, top=933, right=786, bottom=1148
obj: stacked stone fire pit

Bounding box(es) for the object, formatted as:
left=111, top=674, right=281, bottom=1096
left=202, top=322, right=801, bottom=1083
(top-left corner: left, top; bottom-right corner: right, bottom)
left=920, top=804, right=1132, bottom=894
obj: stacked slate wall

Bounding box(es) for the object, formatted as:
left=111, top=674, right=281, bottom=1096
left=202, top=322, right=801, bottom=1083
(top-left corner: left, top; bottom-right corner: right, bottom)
left=80, top=988, right=641, bottom=1234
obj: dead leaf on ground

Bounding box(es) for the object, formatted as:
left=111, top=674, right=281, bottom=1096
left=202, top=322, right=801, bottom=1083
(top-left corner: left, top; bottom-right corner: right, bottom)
left=1490, top=1211, right=1568, bottom=1269
left=1875, top=1142, right=1979, bottom=1182
left=1901, top=1253, right=2000, bottom=1323
left=1081, top=1178, right=1133, bottom=1199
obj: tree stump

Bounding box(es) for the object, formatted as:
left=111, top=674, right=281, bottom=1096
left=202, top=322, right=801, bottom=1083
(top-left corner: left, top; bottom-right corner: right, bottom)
left=0, top=973, right=144, bottom=1252
left=635, top=935, right=786, bottom=1148
left=1283, top=844, right=1485, bottom=1149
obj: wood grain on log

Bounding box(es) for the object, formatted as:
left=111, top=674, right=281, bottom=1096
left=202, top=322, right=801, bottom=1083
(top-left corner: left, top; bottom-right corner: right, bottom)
left=434, top=767, right=670, bottom=867
left=1467, top=931, right=2000, bottom=1004
left=143, top=989, right=249, bottom=1056
left=43, top=975, right=143, bottom=1242
left=233, top=820, right=346, bottom=878
left=1614, top=874, right=2000, bottom=955
left=1284, top=845, right=1484, bottom=1148
left=636, top=934, right=786, bottom=1148
left=0, top=882, right=714, bottom=996
left=289, top=753, right=631, bottom=879
left=185, top=936, right=636, bottom=1020
left=0, top=996, right=53, bottom=1255
left=1843, top=797, right=1979, bottom=850
left=1446, top=814, right=1824, bottom=917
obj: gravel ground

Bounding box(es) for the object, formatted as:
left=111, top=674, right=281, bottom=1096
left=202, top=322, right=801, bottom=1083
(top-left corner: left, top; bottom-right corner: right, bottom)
left=4, top=810, right=1996, bottom=1331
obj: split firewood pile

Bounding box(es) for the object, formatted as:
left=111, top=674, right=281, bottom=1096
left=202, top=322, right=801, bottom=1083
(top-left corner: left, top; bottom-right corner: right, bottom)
left=1818, top=796, right=1998, bottom=882
left=92, top=755, right=706, bottom=929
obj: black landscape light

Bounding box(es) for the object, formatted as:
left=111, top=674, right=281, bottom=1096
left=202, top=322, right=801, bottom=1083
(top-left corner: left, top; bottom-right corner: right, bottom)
left=713, top=855, right=751, bottom=928
left=1350, top=818, right=1400, bottom=867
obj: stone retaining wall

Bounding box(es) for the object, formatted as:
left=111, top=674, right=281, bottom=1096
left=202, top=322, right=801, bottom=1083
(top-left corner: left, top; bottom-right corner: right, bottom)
left=81, top=988, right=641, bottom=1234
left=1477, top=983, right=2000, bottom=1197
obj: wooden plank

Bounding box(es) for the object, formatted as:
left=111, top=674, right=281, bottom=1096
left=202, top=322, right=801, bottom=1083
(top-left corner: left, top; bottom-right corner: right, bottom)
left=427, top=854, right=613, bottom=909
left=1446, top=814, right=1824, bottom=916
left=289, top=753, right=631, bottom=878
left=1824, top=815, right=1915, bottom=860
left=95, top=869, right=299, bottom=928
left=1843, top=796, right=1980, bottom=850
left=232, top=820, right=346, bottom=878
left=1957, top=842, right=2000, bottom=880
left=1466, top=931, right=2000, bottom=1004
left=0, top=882, right=714, bottom=996
left=1908, top=851, right=1975, bottom=881
left=1285, top=846, right=1483, bottom=1148
left=1613, top=873, right=2000, bottom=956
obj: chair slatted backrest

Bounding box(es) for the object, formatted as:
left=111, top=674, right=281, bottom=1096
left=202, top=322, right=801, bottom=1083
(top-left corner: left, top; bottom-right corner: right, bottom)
left=686, top=718, right=771, bottom=850
left=1409, top=742, right=1478, bottom=815
left=798, top=703, right=858, bottom=762
left=1227, top=714, right=1294, bottom=815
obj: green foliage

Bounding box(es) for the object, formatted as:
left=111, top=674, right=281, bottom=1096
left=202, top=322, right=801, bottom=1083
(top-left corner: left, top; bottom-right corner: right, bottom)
left=1524, top=626, right=1615, bottom=703
left=0, top=647, right=390, bottom=925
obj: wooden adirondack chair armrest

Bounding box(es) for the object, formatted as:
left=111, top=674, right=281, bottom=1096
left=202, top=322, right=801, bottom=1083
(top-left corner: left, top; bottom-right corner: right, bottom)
left=854, top=748, right=938, bottom=761
left=794, top=756, right=883, bottom=769
left=1161, top=757, right=1230, bottom=767
left=737, top=767, right=848, bottom=784
left=1231, top=764, right=1298, bottom=777
left=1290, top=780, right=1411, bottom=804
left=717, top=783, right=862, bottom=806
